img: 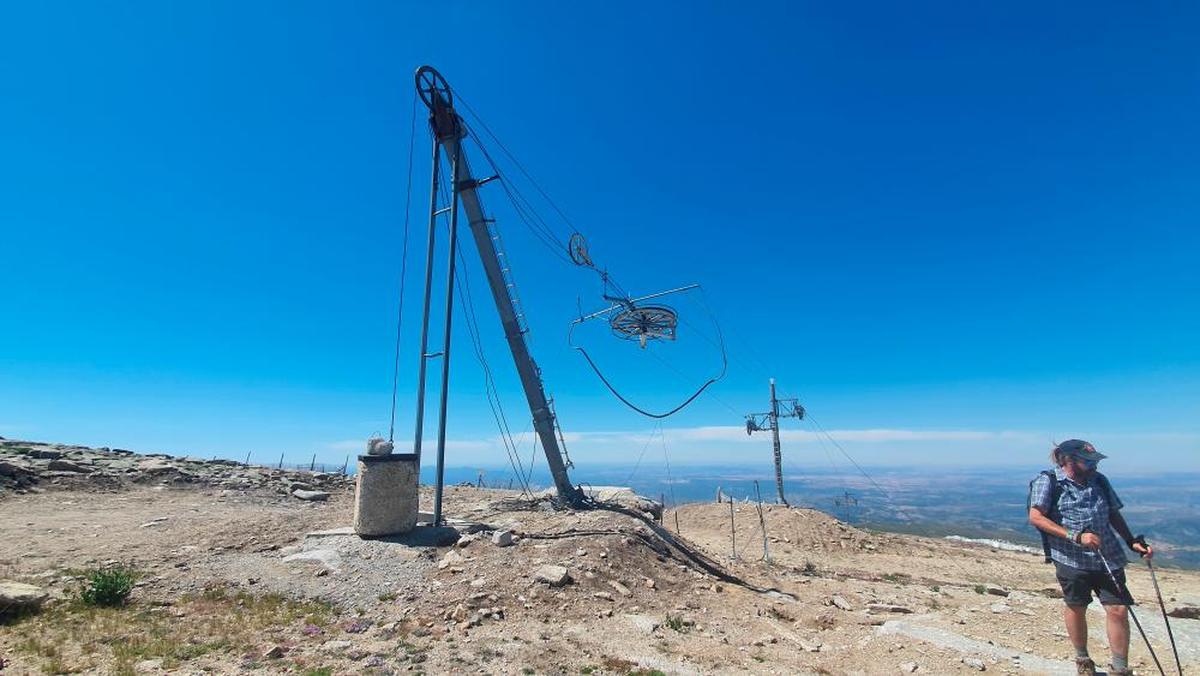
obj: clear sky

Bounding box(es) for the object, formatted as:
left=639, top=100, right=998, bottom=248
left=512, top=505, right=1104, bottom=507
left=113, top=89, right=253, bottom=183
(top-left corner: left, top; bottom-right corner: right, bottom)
left=1, top=2, right=1197, bottom=477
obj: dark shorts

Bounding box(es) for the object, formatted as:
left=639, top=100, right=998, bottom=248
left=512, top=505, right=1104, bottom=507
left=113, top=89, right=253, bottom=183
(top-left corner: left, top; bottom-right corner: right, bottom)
left=1055, top=562, right=1135, bottom=606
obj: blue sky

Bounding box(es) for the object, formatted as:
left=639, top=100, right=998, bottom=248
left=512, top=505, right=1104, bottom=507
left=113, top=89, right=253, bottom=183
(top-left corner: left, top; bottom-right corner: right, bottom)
left=1, top=2, right=1197, bottom=477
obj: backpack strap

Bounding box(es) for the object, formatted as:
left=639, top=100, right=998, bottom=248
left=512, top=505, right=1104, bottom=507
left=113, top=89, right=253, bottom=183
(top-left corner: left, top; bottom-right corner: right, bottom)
left=1095, top=472, right=1115, bottom=504
left=1028, top=470, right=1060, bottom=563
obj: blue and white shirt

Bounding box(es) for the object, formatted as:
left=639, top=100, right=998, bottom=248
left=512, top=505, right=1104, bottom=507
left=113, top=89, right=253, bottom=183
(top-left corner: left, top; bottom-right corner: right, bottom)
left=1029, top=467, right=1127, bottom=571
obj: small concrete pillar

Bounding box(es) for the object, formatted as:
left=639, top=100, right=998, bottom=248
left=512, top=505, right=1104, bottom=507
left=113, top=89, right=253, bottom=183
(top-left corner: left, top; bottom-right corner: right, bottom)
left=353, top=453, right=419, bottom=537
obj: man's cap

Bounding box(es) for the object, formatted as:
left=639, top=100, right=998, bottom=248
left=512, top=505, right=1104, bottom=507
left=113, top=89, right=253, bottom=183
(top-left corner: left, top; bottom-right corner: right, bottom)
left=1056, top=439, right=1107, bottom=461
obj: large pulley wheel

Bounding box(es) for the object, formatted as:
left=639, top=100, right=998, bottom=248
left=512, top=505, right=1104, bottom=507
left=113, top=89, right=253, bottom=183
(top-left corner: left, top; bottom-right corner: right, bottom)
left=415, top=66, right=453, bottom=109
left=610, top=304, right=678, bottom=348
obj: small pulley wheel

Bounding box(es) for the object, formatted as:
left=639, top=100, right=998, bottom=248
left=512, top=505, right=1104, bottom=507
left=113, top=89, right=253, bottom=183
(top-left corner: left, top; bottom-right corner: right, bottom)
left=415, top=66, right=453, bottom=109
left=569, top=232, right=593, bottom=267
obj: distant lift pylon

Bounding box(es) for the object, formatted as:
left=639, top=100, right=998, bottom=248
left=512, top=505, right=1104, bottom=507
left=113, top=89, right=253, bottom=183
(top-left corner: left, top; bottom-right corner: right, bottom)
left=744, top=378, right=805, bottom=506
left=411, top=66, right=585, bottom=516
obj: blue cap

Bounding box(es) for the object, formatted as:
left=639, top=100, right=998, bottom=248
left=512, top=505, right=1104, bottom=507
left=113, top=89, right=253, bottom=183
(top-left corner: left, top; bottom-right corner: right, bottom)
left=1057, top=439, right=1107, bottom=461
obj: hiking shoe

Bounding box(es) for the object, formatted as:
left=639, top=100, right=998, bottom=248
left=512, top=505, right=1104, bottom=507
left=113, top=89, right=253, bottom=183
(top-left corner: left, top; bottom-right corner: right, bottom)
left=1075, top=657, right=1096, bottom=675
left=1107, top=667, right=1134, bottom=676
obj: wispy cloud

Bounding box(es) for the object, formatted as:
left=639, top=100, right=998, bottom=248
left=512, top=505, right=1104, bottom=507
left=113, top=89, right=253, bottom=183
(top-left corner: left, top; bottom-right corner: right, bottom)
left=564, top=426, right=1039, bottom=445
left=326, top=427, right=1198, bottom=469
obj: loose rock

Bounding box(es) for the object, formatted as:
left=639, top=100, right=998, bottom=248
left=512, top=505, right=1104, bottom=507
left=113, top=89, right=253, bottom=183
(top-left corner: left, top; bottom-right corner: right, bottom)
left=533, top=565, right=571, bottom=587
left=961, top=657, right=986, bottom=671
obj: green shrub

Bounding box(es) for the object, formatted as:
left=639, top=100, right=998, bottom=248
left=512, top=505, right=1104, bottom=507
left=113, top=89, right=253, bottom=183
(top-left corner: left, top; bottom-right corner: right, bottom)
left=973, top=584, right=986, bottom=595
left=80, top=567, right=136, bottom=607
left=664, top=614, right=688, bottom=633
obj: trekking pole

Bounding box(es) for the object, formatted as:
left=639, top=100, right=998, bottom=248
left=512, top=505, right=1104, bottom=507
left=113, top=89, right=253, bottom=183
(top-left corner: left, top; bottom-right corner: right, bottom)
left=1095, top=546, right=1166, bottom=676
left=1142, top=551, right=1183, bottom=676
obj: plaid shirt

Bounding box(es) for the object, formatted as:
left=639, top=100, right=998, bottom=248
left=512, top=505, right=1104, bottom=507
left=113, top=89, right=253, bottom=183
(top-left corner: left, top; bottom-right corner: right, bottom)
left=1030, top=467, right=1127, bottom=571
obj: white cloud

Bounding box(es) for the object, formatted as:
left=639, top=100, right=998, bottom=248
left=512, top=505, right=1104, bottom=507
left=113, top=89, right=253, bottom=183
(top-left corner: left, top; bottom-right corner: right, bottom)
left=562, top=426, right=1039, bottom=446
left=328, top=427, right=1198, bottom=469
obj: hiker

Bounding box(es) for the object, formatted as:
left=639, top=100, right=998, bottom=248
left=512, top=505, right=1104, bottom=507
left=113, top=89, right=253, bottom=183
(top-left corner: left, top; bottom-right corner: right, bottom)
left=1028, top=439, right=1153, bottom=676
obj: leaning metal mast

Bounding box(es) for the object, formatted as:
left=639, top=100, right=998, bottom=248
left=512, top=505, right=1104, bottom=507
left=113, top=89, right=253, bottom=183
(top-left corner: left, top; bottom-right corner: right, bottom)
left=412, top=66, right=584, bottom=509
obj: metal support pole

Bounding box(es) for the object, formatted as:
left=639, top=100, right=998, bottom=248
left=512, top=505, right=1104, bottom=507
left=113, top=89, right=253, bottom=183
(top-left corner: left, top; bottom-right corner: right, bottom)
left=416, top=66, right=582, bottom=507
left=729, top=498, right=737, bottom=560
left=769, top=379, right=788, bottom=506
left=432, top=143, right=462, bottom=527
left=411, top=142, right=443, bottom=463
left=755, top=480, right=770, bottom=562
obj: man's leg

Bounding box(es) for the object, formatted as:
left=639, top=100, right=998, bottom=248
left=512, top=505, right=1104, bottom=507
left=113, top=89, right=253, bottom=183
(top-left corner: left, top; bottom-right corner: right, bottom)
left=1065, top=604, right=1089, bottom=651
left=1095, top=566, right=1133, bottom=674
left=1056, top=563, right=1095, bottom=674
left=1104, top=604, right=1130, bottom=671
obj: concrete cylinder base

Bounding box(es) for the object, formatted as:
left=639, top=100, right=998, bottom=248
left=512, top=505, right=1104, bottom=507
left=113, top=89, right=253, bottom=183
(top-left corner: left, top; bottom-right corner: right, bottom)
left=353, top=453, right=419, bottom=537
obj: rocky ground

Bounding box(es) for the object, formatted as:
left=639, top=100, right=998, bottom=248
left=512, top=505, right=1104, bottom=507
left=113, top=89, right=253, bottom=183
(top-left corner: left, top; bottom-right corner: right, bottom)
left=2, top=438, right=1198, bottom=675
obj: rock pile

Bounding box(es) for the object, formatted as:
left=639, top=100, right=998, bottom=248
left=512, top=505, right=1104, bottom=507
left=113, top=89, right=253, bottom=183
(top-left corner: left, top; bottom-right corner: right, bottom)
left=0, top=439, right=352, bottom=496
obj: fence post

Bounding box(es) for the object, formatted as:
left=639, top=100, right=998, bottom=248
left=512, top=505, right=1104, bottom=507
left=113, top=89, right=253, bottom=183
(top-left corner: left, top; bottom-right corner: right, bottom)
left=310, top=454, right=316, bottom=472
left=728, top=498, right=737, bottom=560
left=278, top=452, right=284, bottom=469
left=754, top=480, right=770, bottom=562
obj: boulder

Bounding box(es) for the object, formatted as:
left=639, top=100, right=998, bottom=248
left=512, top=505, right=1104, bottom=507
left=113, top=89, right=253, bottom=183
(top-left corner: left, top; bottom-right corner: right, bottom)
left=48, top=459, right=90, bottom=473
left=0, top=461, right=33, bottom=477
left=0, top=581, right=48, bottom=613
left=491, top=530, right=514, bottom=547
left=533, top=565, right=571, bottom=587
left=831, top=595, right=853, bottom=611
left=29, top=449, right=63, bottom=460
left=292, top=489, right=331, bottom=501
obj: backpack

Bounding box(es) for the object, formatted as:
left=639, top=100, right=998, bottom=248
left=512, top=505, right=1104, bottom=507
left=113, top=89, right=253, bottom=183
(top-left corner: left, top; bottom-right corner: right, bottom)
left=1027, top=470, right=1115, bottom=563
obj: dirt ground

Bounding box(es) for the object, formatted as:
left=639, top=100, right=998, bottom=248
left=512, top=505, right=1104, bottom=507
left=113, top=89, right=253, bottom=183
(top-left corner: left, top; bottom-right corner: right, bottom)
left=2, top=483, right=1198, bottom=675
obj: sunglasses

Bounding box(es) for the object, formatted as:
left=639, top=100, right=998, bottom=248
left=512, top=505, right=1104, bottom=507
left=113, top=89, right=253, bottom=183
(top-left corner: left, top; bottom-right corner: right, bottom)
left=1073, top=457, right=1099, bottom=469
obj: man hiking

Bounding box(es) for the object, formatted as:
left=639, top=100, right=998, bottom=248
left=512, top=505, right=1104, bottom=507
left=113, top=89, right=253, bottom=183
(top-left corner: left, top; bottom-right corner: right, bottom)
left=1028, top=439, right=1153, bottom=675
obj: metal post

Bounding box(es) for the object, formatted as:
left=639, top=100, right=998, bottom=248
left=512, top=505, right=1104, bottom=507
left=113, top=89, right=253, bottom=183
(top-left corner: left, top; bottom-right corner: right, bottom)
left=432, top=142, right=462, bottom=527
left=411, top=142, right=443, bottom=463
left=754, top=480, right=770, bottom=562
left=416, top=66, right=582, bottom=507
left=729, top=498, right=737, bottom=560
left=769, top=379, right=788, bottom=506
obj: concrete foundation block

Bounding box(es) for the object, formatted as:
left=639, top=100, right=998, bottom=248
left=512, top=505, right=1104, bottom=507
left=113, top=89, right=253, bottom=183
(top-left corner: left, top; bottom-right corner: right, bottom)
left=353, top=453, right=419, bottom=537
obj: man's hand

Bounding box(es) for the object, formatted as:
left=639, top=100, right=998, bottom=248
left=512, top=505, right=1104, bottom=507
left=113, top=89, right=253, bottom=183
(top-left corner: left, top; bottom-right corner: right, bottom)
left=1079, top=532, right=1102, bottom=550
left=1132, top=540, right=1152, bottom=561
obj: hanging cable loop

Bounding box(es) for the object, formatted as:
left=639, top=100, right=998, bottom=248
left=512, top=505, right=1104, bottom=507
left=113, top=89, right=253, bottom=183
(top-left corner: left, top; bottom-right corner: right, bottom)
left=568, top=287, right=729, bottom=419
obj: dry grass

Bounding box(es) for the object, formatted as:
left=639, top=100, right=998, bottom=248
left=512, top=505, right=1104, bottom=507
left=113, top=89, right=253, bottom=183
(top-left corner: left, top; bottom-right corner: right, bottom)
left=4, top=587, right=336, bottom=674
